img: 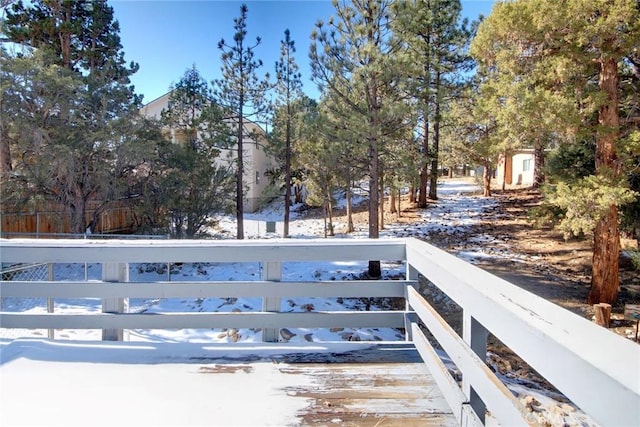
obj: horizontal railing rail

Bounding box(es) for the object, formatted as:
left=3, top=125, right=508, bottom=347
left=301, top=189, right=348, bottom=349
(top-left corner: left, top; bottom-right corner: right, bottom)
left=0, top=238, right=407, bottom=263
left=0, top=280, right=407, bottom=299
left=1, top=237, right=638, bottom=427
left=0, top=312, right=407, bottom=331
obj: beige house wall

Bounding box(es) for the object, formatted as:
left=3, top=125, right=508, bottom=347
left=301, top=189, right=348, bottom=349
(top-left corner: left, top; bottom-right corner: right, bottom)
left=140, top=93, right=276, bottom=212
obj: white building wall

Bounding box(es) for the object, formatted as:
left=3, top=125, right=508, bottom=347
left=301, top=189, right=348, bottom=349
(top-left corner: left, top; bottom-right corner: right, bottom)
left=495, top=150, right=536, bottom=187
left=511, top=152, right=535, bottom=186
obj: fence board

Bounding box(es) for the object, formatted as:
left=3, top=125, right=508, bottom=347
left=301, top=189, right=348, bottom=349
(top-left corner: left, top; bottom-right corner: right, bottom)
left=2, top=200, right=137, bottom=235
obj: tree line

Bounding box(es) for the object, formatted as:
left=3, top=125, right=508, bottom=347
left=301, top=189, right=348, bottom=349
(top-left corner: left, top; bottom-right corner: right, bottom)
left=1, top=0, right=638, bottom=304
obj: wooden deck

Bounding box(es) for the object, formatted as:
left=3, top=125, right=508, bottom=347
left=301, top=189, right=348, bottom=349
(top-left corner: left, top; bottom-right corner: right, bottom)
left=0, top=340, right=456, bottom=426
left=279, top=344, right=456, bottom=426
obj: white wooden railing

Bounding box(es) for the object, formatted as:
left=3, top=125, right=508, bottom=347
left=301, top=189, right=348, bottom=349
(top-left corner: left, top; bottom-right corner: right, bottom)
left=1, top=237, right=638, bottom=427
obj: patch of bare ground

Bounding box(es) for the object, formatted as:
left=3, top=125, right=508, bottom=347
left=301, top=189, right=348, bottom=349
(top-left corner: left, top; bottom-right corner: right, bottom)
left=312, top=186, right=638, bottom=331
left=471, top=188, right=639, bottom=333
left=303, top=185, right=639, bottom=329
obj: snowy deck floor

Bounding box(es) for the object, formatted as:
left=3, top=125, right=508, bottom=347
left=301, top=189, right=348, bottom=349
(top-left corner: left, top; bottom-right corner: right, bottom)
left=0, top=340, right=456, bottom=426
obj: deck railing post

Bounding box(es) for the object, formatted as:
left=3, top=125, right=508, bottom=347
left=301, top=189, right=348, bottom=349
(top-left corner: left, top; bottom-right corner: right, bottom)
left=262, top=261, right=282, bottom=342
left=463, top=311, right=488, bottom=423
left=101, top=262, right=129, bottom=341
left=406, top=261, right=420, bottom=282
left=47, top=263, right=54, bottom=339
left=405, top=255, right=422, bottom=341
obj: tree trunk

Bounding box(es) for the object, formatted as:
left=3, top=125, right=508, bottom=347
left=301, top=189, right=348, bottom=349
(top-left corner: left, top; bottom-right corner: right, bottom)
left=327, top=196, right=334, bottom=237
left=390, top=188, right=397, bottom=214
left=379, top=166, right=384, bottom=231
left=294, top=184, right=303, bottom=204
left=368, top=141, right=379, bottom=241
left=366, top=80, right=381, bottom=278
left=323, top=200, right=328, bottom=238
left=69, top=198, right=87, bottom=235
left=482, top=162, right=492, bottom=197
left=418, top=113, right=429, bottom=208
left=236, top=108, right=244, bottom=239
left=0, top=131, right=12, bottom=175
left=367, top=138, right=381, bottom=278
left=346, top=183, right=354, bottom=233
left=533, top=141, right=545, bottom=189
left=428, top=68, right=441, bottom=201
left=502, top=154, right=507, bottom=191
left=588, top=57, right=621, bottom=305
left=283, top=109, right=292, bottom=238
left=409, top=184, right=416, bottom=204
left=594, top=303, right=612, bottom=327
left=56, top=2, right=73, bottom=69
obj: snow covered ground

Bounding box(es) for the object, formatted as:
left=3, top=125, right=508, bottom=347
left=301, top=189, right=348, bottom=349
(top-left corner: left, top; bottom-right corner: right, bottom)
left=0, top=180, right=599, bottom=426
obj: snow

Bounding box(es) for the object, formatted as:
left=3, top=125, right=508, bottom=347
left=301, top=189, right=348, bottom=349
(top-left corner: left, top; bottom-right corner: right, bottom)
left=1, top=339, right=375, bottom=427
left=0, top=180, right=599, bottom=426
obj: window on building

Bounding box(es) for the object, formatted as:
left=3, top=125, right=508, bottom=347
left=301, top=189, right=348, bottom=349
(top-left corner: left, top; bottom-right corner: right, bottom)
left=255, top=171, right=260, bottom=184
left=523, top=158, right=532, bottom=172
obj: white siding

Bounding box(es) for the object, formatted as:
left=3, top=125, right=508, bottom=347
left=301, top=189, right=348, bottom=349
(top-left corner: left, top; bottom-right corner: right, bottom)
left=495, top=150, right=536, bottom=186
left=511, top=152, right=535, bottom=185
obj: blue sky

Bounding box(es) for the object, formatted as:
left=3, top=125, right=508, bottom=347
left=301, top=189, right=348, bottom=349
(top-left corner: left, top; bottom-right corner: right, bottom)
left=110, top=0, right=495, bottom=105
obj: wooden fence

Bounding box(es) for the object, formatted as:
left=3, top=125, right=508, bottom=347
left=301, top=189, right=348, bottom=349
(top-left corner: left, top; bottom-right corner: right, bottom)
left=1, top=200, right=137, bottom=236
left=1, top=237, right=639, bottom=426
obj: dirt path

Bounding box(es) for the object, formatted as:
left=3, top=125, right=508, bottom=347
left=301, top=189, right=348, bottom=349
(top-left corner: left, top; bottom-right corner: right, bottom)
left=317, top=184, right=639, bottom=338
left=460, top=188, right=639, bottom=332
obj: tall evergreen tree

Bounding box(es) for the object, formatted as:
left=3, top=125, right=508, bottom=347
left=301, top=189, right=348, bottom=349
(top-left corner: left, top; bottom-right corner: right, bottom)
left=162, top=66, right=211, bottom=149
left=392, top=0, right=472, bottom=203
left=4, top=0, right=137, bottom=76
left=297, top=107, right=340, bottom=238
left=317, top=88, right=370, bottom=234
left=273, top=29, right=303, bottom=238
left=444, top=80, right=500, bottom=196
left=160, top=67, right=235, bottom=238
left=213, top=3, right=270, bottom=240
left=311, top=0, right=406, bottom=277
left=1, top=0, right=146, bottom=234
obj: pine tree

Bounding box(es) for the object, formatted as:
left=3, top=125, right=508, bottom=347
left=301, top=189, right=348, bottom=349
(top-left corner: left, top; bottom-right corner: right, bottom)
left=317, top=89, right=370, bottom=234
left=4, top=0, right=138, bottom=77
left=297, top=100, right=340, bottom=237
left=162, top=66, right=211, bottom=149
left=392, top=0, right=472, bottom=203
left=310, top=0, right=406, bottom=277
left=273, top=29, right=303, bottom=238
left=444, top=80, right=500, bottom=196
left=213, top=4, right=270, bottom=240
left=160, top=67, right=235, bottom=238
left=1, top=0, right=146, bottom=234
